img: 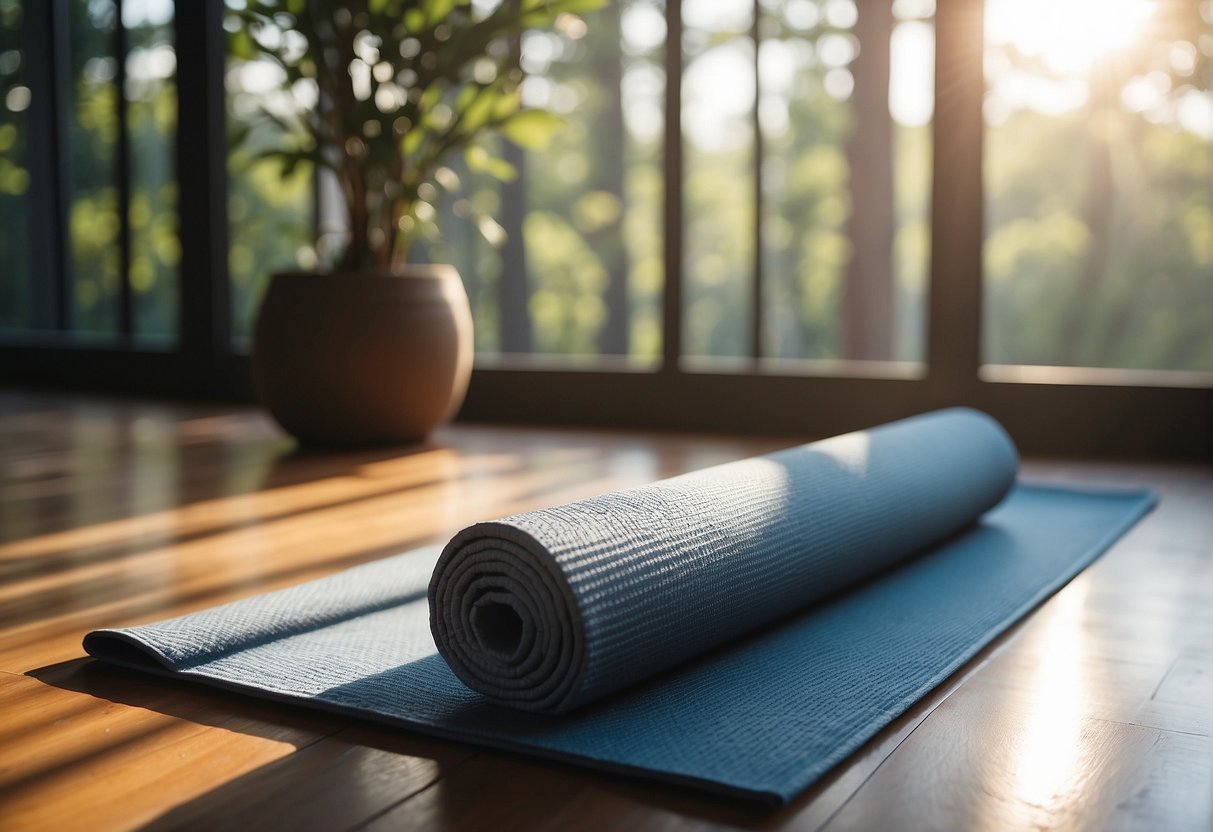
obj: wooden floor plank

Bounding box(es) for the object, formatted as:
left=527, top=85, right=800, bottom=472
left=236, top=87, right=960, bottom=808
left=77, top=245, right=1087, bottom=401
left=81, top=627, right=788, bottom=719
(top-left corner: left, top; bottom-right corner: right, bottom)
left=1, top=391, right=1209, bottom=831
left=820, top=687, right=1213, bottom=832
left=140, top=728, right=474, bottom=832
left=1153, top=647, right=1213, bottom=709
left=0, top=670, right=333, bottom=831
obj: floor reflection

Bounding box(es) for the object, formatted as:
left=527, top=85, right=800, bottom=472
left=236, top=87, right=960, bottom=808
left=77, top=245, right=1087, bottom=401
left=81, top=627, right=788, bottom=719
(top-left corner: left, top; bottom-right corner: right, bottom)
left=992, top=581, right=1091, bottom=830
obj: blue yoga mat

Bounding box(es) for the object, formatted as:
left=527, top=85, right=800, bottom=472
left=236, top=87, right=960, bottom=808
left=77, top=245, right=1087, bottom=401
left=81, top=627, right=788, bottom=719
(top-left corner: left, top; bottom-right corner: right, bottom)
left=84, top=409, right=1155, bottom=804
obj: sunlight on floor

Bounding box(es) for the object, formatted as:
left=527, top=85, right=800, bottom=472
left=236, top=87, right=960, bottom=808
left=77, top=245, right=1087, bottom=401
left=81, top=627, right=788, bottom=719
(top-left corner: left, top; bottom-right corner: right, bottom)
left=1001, top=581, right=1092, bottom=828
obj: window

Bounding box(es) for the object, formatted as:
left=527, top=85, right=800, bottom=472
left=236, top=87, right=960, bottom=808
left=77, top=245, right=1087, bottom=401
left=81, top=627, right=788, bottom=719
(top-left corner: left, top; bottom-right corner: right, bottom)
left=221, top=0, right=665, bottom=364
left=1, top=0, right=1209, bottom=458
left=684, top=0, right=933, bottom=369
left=0, top=0, right=177, bottom=344
left=983, top=0, right=1212, bottom=376
left=450, top=0, right=665, bottom=363
left=125, top=0, right=178, bottom=344
left=225, top=2, right=312, bottom=348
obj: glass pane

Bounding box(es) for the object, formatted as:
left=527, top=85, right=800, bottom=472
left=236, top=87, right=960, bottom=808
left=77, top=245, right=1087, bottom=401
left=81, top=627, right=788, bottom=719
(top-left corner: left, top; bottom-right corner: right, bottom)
left=0, top=0, right=28, bottom=332
left=984, top=0, right=1213, bottom=373
left=682, top=0, right=755, bottom=361
left=620, top=0, right=666, bottom=361
left=890, top=0, right=933, bottom=363
left=225, top=2, right=313, bottom=348
left=225, top=3, right=662, bottom=364
left=524, top=0, right=663, bottom=361
left=2, top=0, right=177, bottom=344
left=432, top=143, right=507, bottom=356
left=125, top=0, right=177, bottom=346
left=68, top=0, right=121, bottom=338
left=758, top=0, right=932, bottom=366
left=445, top=0, right=664, bottom=364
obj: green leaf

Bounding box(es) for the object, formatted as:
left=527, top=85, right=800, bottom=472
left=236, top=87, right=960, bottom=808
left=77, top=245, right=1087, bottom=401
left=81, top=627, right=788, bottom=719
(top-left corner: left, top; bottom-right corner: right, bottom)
left=464, top=144, right=490, bottom=169
left=459, top=87, right=498, bottom=135
left=500, top=110, right=565, bottom=149
left=548, top=0, right=609, bottom=12
left=482, top=157, right=517, bottom=181
left=402, top=129, right=426, bottom=157
left=455, top=84, right=478, bottom=113
left=228, top=29, right=256, bottom=61
left=419, top=83, right=444, bottom=114
left=465, top=145, right=517, bottom=181
left=425, top=0, right=458, bottom=25
left=404, top=8, right=426, bottom=32
left=491, top=92, right=521, bottom=121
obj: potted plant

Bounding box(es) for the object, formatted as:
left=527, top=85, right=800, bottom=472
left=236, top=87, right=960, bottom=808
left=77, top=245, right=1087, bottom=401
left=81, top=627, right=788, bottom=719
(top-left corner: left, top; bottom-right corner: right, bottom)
left=230, top=0, right=603, bottom=445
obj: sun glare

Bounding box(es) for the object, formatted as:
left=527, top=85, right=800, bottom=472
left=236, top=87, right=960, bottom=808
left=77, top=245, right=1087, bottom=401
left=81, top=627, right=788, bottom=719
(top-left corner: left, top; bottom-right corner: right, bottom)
left=986, top=0, right=1155, bottom=75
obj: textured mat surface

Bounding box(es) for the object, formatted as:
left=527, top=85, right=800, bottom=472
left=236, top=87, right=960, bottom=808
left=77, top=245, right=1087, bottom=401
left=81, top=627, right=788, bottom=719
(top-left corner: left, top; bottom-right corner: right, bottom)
left=430, top=409, right=1020, bottom=713
left=84, top=410, right=1156, bottom=804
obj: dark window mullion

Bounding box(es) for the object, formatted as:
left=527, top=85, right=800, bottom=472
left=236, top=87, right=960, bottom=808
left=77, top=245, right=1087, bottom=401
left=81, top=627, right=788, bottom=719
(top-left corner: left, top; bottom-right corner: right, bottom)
left=926, top=0, right=984, bottom=400
left=174, top=0, right=230, bottom=364
left=843, top=1, right=895, bottom=361
left=24, top=0, right=73, bottom=333
left=115, top=0, right=133, bottom=341
left=749, top=0, right=763, bottom=363
left=498, top=26, right=530, bottom=354
left=661, top=0, right=683, bottom=373
left=49, top=0, right=72, bottom=333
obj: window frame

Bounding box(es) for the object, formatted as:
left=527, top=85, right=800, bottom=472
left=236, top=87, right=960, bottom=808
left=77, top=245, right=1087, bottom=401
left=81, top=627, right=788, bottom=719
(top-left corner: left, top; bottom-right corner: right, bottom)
left=1, top=0, right=1209, bottom=460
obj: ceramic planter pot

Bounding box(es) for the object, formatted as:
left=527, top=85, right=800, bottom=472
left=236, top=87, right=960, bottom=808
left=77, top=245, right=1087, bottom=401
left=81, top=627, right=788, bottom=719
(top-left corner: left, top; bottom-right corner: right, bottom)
left=251, top=265, right=473, bottom=445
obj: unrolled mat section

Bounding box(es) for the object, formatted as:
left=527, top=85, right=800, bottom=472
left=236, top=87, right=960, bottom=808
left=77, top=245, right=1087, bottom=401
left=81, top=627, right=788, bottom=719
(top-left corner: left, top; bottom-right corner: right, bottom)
left=84, top=409, right=1155, bottom=804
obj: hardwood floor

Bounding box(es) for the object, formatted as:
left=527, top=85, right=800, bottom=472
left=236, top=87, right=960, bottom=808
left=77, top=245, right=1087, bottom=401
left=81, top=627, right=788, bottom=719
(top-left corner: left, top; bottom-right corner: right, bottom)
left=1, top=390, right=1209, bottom=831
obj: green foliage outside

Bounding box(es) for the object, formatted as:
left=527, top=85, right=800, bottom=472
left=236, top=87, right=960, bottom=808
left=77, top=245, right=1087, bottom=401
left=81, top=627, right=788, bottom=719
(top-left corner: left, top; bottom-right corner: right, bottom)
left=0, top=0, right=1209, bottom=373
left=227, top=0, right=606, bottom=271
left=0, top=0, right=178, bottom=342
left=515, top=0, right=662, bottom=358
left=984, top=47, right=1213, bottom=370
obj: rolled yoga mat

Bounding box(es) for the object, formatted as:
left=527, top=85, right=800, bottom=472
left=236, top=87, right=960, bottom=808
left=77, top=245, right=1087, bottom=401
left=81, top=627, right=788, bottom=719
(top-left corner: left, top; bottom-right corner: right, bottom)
left=430, top=407, right=1019, bottom=713
left=84, top=408, right=1156, bottom=804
